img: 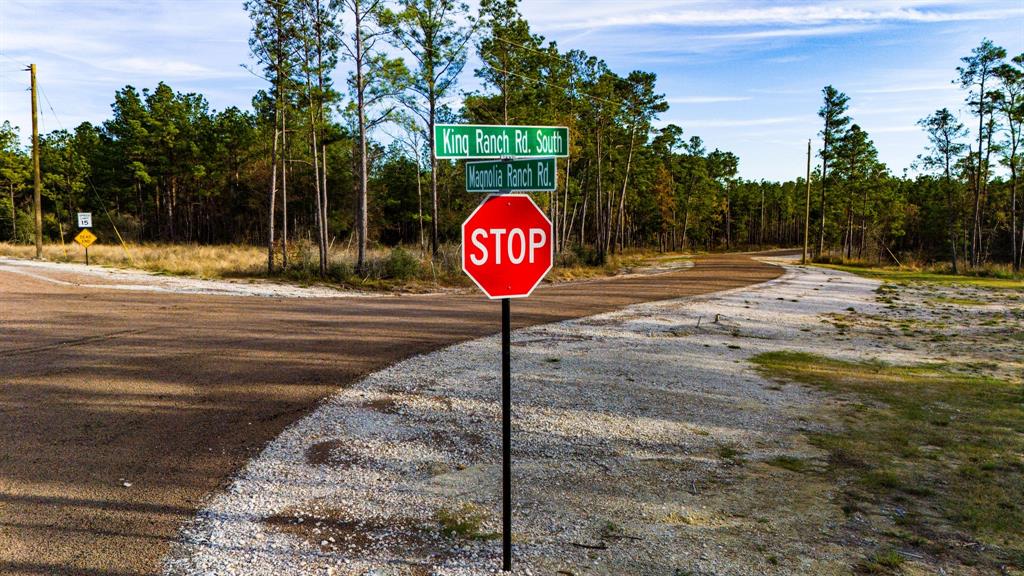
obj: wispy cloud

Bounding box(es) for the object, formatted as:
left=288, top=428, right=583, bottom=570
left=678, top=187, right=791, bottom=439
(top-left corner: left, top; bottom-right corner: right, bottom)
left=865, top=125, right=922, bottom=134
left=692, top=24, right=874, bottom=41
left=548, top=2, right=1022, bottom=31
left=856, top=83, right=959, bottom=94
left=667, top=96, right=752, bottom=104
left=670, top=116, right=812, bottom=129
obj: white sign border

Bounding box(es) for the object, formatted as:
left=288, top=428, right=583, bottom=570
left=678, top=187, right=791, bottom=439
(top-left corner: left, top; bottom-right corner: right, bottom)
left=434, top=124, right=570, bottom=159
left=464, top=157, right=558, bottom=193
left=461, top=193, right=554, bottom=300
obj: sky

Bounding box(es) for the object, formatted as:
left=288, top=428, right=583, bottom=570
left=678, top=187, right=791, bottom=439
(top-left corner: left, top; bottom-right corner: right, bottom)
left=1, top=0, right=1022, bottom=181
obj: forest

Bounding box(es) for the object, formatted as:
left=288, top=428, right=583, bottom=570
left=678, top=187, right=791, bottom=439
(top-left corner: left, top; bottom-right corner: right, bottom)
left=0, top=0, right=1021, bottom=278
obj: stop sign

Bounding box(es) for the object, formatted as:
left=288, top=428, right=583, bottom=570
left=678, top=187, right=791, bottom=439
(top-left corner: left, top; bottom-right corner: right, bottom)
left=462, top=194, right=553, bottom=299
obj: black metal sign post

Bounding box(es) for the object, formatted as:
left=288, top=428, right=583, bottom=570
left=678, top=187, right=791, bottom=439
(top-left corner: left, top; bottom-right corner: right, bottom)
left=501, top=296, right=512, bottom=572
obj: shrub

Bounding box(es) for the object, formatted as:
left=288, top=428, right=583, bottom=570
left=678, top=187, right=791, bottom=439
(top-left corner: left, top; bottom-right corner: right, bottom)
left=384, top=247, right=421, bottom=280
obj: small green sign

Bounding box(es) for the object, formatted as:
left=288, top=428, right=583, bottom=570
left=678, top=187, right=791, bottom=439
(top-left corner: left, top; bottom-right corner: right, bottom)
left=434, top=124, right=569, bottom=159
left=465, top=158, right=557, bottom=192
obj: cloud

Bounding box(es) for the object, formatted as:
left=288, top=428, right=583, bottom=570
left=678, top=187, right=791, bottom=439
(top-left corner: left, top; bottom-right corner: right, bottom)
left=545, top=2, right=1022, bottom=31
left=855, top=83, right=959, bottom=94
left=669, top=115, right=813, bottom=129
left=667, top=96, right=752, bottom=104
left=693, top=24, right=875, bottom=41
left=864, top=125, right=922, bottom=134
left=107, top=58, right=236, bottom=80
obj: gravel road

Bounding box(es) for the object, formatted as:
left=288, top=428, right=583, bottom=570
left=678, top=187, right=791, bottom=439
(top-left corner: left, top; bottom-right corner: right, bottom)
left=164, top=260, right=883, bottom=576
left=0, top=253, right=780, bottom=576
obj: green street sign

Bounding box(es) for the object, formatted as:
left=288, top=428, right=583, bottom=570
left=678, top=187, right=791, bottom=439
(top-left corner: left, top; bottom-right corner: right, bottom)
left=466, top=158, right=557, bottom=192
left=434, top=124, right=569, bottom=159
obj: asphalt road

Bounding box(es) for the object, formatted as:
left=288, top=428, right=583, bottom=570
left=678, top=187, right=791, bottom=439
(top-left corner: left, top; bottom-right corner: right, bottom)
left=0, top=253, right=782, bottom=576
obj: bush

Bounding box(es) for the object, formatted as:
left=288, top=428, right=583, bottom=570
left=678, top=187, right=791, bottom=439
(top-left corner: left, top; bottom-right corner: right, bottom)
left=384, top=247, right=421, bottom=280
left=555, top=247, right=580, bottom=268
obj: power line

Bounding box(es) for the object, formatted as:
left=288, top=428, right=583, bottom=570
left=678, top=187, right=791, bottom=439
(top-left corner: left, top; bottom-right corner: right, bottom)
left=0, top=52, right=29, bottom=67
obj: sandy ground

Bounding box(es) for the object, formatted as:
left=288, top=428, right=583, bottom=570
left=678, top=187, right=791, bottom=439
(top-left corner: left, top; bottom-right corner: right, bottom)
left=0, top=253, right=780, bottom=576
left=164, top=261, right=901, bottom=576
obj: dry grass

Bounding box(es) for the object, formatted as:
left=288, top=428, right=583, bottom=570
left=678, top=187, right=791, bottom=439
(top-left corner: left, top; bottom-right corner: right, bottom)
left=0, top=241, right=693, bottom=291
left=0, top=241, right=458, bottom=284
left=0, top=242, right=266, bottom=278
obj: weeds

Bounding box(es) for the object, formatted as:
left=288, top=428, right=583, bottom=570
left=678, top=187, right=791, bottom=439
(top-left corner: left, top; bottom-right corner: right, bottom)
left=751, top=350, right=1024, bottom=569
left=435, top=503, right=498, bottom=540
left=766, top=455, right=810, bottom=473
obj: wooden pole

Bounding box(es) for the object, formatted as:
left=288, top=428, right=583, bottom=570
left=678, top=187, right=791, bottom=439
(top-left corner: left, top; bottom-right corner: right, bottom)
left=803, top=139, right=811, bottom=265
left=29, top=64, right=42, bottom=258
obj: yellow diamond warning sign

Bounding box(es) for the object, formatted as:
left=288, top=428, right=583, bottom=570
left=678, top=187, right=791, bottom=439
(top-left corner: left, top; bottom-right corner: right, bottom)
left=74, top=228, right=97, bottom=249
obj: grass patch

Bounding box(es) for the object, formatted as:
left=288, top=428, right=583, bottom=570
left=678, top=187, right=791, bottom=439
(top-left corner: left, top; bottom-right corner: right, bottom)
left=855, top=549, right=905, bottom=574
left=817, top=263, right=1024, bottom=290
left=751, top=350, right=1024, bottom=569
left=927, top=296, right=989, bottom=306
left=717, top=444, right=745, bottom=464
left=766, top=455, right=811, bottom=473
left=435, top=503, right=499, bottom=540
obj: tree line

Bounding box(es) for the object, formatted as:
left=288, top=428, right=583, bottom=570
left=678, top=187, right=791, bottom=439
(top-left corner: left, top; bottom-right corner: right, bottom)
left=0, top=0, right=1020, bottom=275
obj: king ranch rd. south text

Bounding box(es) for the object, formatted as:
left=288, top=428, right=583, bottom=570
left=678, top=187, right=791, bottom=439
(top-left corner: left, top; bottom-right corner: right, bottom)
left=440, top=128, right=564, bottom=157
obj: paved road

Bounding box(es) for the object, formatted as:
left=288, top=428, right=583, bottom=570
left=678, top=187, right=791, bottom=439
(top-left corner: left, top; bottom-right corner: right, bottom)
left=0, top=253, right=782, bottom=576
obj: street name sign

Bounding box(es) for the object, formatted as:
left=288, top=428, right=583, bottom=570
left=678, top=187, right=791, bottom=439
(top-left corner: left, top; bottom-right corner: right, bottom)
left=465, top=158, right=557, bottom=193
left=74, top=228, right=97, bottom=249
left=435, top=124, right=568, bottom=159
left=77, top=212, right=93, bottom=228
left=461, top=194, right=552, bottom=299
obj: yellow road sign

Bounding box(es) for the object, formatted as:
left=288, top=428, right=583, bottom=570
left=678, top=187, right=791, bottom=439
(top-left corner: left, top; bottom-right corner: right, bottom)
left=74, top=229, right=97, bottom=249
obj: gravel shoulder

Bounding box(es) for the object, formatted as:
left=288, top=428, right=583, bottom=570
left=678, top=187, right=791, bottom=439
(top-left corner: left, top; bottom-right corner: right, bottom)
left=164, top=261, right=889, bottom=576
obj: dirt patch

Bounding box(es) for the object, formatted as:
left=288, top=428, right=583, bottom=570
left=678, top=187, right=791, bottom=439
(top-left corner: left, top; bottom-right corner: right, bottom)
left=363, top=396, right=401, bottom=414
left=305, top=440, right=365, bottom=468
left=264, top=506, right=447, bottom=573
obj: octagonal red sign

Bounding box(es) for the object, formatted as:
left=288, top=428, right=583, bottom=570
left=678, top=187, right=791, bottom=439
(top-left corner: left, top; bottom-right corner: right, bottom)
left=462, top=194, right=553, bottom=299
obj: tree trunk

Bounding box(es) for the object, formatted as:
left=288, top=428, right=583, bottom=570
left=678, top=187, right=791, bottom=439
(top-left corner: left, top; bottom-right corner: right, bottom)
left=429, top=96, right=439, bottom=256
left=416, top=162, right=424, bottom=252
left=561, top=157, right=572, bottom=249
left=819, top=155, right=828, bottom=257
left=322, top=143, right=329, bottom=266
left=268, top=120, right=279, bottom=273
left=615, top=124, right=636, bottom=254
left=309, top=101, right=325, bottom=276
left=281, top=109, right=289, bottom=270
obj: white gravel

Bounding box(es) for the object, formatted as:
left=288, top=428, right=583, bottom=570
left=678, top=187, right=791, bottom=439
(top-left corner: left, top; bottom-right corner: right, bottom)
left=0, top=257, right=370, bottom=298
left=163, top=262, right=887, bottom=576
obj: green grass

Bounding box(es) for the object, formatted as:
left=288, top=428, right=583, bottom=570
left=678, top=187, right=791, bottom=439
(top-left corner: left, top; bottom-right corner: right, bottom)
left=751, top=351, right=1024, bottom=569
left=766, top=455, right=811, bottom=473
left=435, top=503, right=499, bottom=540
left=927, top=296, right=990, bottom=306
left=817, top=263, right=1024, bottom=290
left=856, top=549, right=905, bottom=574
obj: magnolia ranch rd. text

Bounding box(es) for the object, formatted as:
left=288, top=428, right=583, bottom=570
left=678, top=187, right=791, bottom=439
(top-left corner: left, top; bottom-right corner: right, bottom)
left=466, top=159, right=555, bottom=192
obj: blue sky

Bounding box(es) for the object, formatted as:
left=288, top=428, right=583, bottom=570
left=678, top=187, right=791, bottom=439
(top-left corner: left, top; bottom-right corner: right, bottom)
left=1, top=0, right=1021, bottom=181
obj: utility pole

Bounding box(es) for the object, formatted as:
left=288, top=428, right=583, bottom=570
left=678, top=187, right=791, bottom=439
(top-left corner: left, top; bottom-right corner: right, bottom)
left=803, top=139, right=811, bottom=265
left=29, top=64, right=42, bottom=258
